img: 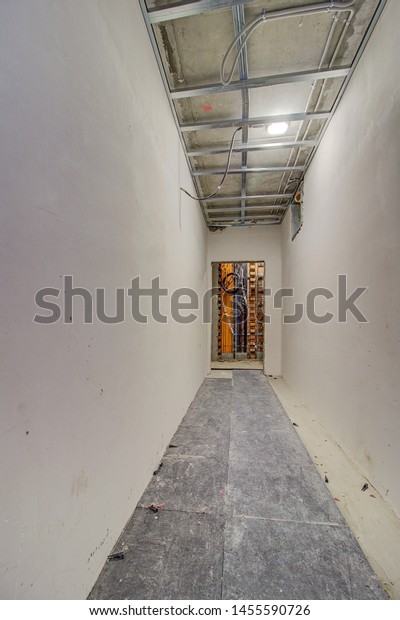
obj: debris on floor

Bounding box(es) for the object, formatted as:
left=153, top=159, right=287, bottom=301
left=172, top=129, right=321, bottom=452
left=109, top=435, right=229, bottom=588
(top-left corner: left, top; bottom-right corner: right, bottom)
left=148, top=503, right=165, bottom=513
left=324, top=475, right=329, bottom=483
left=89, top=371, right=387, bottom=601
left=107, top=552, right=125, bottom=562
left=293, top=422, right=299, bottom=427
left=153, top=463, right=163, bottom=476
left=169, top=444, right=178, bottom=448
left=361, top=483, right=369, bottom=492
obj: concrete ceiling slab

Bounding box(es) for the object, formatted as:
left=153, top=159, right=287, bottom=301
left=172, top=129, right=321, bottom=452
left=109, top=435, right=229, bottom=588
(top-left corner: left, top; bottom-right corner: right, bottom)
left=141, top=0, right=386, bottom=228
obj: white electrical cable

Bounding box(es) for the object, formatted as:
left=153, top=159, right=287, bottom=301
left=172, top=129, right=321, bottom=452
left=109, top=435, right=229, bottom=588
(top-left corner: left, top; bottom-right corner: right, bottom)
left=220, top=1, right=356, bottom=87
left=180, top=126, right=242, bottom=201
left=220, top=15, right=266, bottom=86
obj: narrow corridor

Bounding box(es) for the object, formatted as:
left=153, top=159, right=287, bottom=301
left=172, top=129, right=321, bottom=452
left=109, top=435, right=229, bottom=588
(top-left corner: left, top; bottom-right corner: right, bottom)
left=90, top=371, right=386, bottom=600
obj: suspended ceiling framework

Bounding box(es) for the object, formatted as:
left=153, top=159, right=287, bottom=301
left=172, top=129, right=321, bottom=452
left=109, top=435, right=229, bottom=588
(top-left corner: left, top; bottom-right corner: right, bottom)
left=140, top=0, right=386, bottom=229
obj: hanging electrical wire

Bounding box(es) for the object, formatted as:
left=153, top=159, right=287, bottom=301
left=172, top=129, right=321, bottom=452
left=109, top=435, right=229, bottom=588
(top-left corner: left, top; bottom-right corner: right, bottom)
left=220, top=271, right=241, bottom=295
left=219, top=267, right=248, bottom=318
left=180, top=126, right=242, bottom=201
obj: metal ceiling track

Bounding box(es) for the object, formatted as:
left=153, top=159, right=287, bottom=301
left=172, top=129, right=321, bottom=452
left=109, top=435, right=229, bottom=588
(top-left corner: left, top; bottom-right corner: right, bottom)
left=180, top=111, right=331, bottom=132
left=209, top=218, right=281, bottom=230
left=148, top=0, right=260, bottom=23
left=170, top=68, right=350, bottom=99
left=139, top=0, right=388, bottom=229
left=201, top=193, right=292, bottom=203
left=207, top=205, right=289, bottom=213
left=187, top=140, right=318, bottom=157
left=209, top=214, right=282, bottom=222
left=192, top=166, right=306, bottom=176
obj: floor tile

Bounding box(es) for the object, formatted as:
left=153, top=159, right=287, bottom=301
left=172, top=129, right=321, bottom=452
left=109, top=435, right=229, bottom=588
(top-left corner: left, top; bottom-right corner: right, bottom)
left=138, top=455, right=228, bottom=515
left=223, top=517, right=385, bottom=600
left=89, top=509, right=224, bottom=600
left=227, top=458, right=345, bottom=525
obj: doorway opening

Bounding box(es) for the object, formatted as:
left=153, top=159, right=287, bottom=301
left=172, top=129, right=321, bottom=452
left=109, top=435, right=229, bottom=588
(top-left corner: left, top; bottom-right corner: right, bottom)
left=211, top=262, right=265, bottom=368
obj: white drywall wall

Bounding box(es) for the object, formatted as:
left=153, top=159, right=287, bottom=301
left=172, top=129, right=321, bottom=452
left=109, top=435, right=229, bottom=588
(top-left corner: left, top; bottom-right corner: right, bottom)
left=0, top=0, right=207, bottom=599
left=281, top=0, right=400, bottom=517
left=207, top=226, right=282, bottom=375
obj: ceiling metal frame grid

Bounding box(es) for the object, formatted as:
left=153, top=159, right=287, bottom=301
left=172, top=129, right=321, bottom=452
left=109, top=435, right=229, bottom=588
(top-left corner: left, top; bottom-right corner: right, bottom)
left=139, top=0, right=387, bottom=229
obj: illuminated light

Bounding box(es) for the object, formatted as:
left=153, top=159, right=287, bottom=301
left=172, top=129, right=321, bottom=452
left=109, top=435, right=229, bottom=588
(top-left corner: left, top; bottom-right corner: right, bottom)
left=267, top=121, right=289, bottom=136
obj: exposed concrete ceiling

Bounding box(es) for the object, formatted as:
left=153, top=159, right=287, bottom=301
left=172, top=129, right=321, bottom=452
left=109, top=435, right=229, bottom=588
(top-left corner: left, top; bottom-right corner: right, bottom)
left=140, top=0, right=385, bottom=229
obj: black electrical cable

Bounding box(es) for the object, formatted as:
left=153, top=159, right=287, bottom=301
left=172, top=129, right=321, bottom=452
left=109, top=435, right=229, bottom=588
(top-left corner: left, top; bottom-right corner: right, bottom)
left=220, top=272, right=241, bottom=295
left=180, top=126, right=242, bottom=201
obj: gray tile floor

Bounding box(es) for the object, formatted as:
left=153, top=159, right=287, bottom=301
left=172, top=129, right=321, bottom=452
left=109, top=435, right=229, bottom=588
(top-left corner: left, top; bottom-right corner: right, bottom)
left=89, top=371, right=386, bottom=600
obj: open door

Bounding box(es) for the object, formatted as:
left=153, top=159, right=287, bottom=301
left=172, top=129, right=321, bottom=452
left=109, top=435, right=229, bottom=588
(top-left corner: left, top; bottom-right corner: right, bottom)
left=211, top=262, right=264, bottom=362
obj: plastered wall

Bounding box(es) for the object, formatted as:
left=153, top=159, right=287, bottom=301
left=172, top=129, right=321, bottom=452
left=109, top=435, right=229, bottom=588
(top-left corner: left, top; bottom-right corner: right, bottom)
left=281, top=0, right=400, bottom=517
left=0, top=0, right=207, bottom=598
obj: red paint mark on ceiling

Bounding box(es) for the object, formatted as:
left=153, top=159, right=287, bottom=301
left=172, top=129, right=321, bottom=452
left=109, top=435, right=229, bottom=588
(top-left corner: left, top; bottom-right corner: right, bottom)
left=201, top=104, right=213, bottom=112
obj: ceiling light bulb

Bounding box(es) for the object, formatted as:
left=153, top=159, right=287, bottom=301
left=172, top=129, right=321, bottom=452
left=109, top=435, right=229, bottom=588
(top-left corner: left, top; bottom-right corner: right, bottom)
left=267, top=121, right=289, bottom=136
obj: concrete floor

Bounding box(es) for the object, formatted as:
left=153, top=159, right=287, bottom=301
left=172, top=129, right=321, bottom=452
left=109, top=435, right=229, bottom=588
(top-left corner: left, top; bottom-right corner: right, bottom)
left=211, top=360, right=264, bottom=369
left=89, top=371, right=386, bottom=600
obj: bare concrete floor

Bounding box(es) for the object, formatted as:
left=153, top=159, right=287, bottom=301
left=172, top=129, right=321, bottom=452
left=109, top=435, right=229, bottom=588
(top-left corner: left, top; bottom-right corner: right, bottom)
left=89, top=371, right=386, bottom=600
